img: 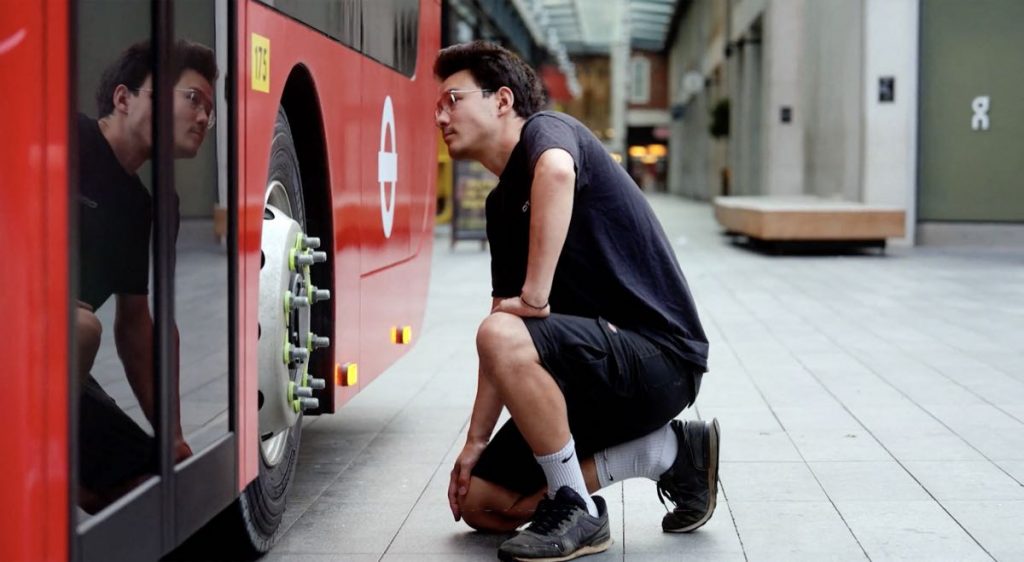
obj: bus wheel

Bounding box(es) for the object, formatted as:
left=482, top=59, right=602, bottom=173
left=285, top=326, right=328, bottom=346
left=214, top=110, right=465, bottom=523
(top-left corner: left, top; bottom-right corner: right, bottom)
left=233, top=106, right=329, bottom=555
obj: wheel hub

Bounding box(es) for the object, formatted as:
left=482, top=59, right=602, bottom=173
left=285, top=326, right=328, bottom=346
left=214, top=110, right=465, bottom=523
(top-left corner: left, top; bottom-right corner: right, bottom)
left=257, top=200, right=330, bottom=466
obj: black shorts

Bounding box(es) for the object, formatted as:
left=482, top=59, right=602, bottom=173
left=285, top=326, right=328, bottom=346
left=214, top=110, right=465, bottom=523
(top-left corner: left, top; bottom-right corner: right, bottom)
left=472, top=314, right=703, bottom=496
left=79, top=375, right=155, bottom=491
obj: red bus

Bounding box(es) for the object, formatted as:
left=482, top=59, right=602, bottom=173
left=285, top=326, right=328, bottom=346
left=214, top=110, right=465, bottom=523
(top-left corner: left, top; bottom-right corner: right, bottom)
left=1, top=0, right=439, bottom=559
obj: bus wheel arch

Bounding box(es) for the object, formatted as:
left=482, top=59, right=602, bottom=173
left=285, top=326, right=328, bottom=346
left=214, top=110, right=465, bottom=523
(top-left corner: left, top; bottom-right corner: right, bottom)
left=280, top=64, right=335, bottom=416
left=213, top=67, right=336, bottom=556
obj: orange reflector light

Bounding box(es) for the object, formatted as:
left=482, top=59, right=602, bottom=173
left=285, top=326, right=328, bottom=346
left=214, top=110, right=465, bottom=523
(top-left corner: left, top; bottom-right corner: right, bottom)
left=391, top=325, right=413, bottom=344
left=335, top=362, right=358, bottom=387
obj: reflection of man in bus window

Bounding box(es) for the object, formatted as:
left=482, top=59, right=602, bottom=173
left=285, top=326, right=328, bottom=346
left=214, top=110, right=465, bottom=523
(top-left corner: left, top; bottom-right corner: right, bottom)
left=75, top=39, right=217, bottom=512
left=435, top=42, right=718, bottom=561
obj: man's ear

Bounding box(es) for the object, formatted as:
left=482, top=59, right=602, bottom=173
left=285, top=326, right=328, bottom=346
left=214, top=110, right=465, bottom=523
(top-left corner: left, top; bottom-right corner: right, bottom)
left=496, top=86, right=516, bottom=117
left=111, top=84, right=132, bottom=115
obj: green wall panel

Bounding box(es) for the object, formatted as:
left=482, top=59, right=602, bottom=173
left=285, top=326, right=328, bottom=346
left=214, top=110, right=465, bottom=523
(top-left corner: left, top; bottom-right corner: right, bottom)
left=919, top=0, right=1024, bottom=222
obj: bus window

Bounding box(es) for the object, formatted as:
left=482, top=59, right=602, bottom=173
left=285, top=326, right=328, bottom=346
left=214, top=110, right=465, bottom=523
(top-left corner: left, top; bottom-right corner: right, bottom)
left=362, top=0, right=419, bottom=76
left=258, top=0, right=419, bottom=76
left=73, top=1, right=160, bottom=520
left=258, top=0, right=362, bottom=51
left=172, top=0, right=230, bottom=465
left=71, top=0, right=229, bottom=530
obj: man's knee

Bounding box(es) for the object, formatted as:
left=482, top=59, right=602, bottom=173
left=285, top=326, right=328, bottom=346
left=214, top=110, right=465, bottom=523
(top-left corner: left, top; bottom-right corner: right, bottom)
left=476, top=312, right=534, bottom=366
left=461, top=505, right=507, bottom=533
left=77, top=308, right=103, bottom=352
left=76, top=308, right=103, bottom=382
left=459, top=479, right=528, bottom=533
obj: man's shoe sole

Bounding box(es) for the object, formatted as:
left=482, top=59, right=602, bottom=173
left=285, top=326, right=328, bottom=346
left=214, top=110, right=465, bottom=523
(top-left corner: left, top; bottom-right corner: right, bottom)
left=663, top=417, right=720, bottom=533
left=499, top=537, right=613, bottom=562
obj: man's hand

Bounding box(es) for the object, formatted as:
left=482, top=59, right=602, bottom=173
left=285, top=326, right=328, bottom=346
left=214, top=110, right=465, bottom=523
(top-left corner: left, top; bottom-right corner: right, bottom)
left=448, top=438, right=488, bottom=521
left=491, top=296, right=550, bottom=319
left=174, top=434, right=193, bottom=463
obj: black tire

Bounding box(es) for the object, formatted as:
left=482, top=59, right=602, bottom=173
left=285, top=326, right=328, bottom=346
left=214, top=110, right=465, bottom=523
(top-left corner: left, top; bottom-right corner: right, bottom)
left=175, top=107, right=308, bottom=560
left=238, top=106, right=308, bottom=554
left=234, top=416, right=302, bottom=554
left=267, top=106, right=307, bottom=228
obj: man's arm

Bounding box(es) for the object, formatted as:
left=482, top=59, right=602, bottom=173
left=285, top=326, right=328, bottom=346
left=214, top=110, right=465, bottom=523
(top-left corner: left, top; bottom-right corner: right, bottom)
left=449, top=297, right=508, bottom=520
left=520, top=148, right=576, bottom=309
left=114, top=295, right=155, bottom=423
left=492, top=148, right=575, bottom=317
left=114, top=294, right=188, bottom=457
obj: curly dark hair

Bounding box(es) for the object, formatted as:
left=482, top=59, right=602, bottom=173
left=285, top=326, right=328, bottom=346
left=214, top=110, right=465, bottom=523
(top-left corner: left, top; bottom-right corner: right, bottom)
left=434, top=41, right=546, bottom=119
left=95, top=39, right=219, bottom=117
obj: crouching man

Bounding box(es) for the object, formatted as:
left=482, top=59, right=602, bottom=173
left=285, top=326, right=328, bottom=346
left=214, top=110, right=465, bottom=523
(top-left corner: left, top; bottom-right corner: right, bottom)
left=434, top=41, right=721, bottom=561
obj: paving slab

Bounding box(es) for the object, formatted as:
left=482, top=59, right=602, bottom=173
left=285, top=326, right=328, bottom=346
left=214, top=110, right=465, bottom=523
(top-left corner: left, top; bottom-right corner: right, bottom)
left=901, top=461, right=1024, bottom=502
left=848, top=406, right=986, bottom=462
left=728, top=501, right=866, bottom=561
left=722, top=461, right=828, bottom=503
left=942, top=501, right=1024, bottom=561
left=807, top=461, right=931, bottom=502
left=833, top=500, right=991, bottom=561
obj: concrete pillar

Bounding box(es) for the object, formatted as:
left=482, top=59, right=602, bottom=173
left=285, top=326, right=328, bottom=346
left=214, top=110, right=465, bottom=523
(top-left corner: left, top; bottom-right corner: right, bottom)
left=862, top=0, right=919, bottom=244
left=732, top=33, right=763, bottom=196
left=609, top=0, right=630, bottom=156
left=761, top=0, right=805, bottom=196
left=801, top=0, right=864, bottom=201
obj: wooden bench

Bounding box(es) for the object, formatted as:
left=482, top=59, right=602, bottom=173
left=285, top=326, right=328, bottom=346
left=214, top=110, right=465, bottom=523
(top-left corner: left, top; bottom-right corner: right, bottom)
left=713, top=196, right=905, bottom=250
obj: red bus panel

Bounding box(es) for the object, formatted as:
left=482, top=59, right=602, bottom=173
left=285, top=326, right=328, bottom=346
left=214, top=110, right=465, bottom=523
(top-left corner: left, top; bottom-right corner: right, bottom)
left=0, top=0, right=70, bottom=560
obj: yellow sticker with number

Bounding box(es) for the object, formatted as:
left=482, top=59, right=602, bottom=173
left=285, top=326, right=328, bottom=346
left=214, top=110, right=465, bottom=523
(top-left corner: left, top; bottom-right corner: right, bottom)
left=251, top=33, right=270, bottom=93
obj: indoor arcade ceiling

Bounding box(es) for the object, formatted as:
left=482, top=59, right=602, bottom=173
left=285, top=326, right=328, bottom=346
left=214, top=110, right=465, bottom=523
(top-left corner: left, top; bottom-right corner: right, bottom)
left=524, top=0, right=682, bottom=54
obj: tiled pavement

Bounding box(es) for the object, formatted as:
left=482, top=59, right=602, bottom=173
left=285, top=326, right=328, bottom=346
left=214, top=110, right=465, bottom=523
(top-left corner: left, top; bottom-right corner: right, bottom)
left=267, top=194, right=1024, bottom=562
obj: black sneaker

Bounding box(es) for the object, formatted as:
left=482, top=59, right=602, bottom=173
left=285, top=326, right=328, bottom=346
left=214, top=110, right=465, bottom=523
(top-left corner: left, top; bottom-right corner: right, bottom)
left=656, top=418, right=720, bottom=533
left=497, top=486, right=611, bottom=562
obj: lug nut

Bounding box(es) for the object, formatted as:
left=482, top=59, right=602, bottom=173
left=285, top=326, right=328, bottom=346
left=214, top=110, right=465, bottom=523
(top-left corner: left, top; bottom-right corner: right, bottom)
left=287, top=293, right=309, bottom=310
left=295, top=252, right=315, bottom=267
left=284, top=343, right=304, bottom=364
left=283, top=291, right=309, bottom=314
left=312, top=288, right=331, bottom=303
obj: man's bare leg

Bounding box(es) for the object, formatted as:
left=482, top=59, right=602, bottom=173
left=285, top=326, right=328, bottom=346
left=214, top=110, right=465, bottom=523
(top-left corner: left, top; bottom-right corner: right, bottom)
left=476, top=312, right=571, bottom=457
left=76, top=303, right=113, bottom=513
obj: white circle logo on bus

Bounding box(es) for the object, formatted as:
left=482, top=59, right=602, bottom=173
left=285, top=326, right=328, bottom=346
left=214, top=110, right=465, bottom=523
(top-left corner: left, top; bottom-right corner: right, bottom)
left=378, top=96, right=398, bottom=239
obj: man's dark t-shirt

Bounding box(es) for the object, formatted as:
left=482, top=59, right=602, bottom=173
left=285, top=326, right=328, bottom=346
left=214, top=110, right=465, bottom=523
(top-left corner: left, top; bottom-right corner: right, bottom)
left=485, top=111, right=709, bottom=371
left=77, top=113, right=172, bottom=310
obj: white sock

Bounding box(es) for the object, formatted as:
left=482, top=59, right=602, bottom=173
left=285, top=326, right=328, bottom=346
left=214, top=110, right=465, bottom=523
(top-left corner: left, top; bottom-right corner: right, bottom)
left=535, top=437, right=599, bottom=517
left=595, top=423, right=678, bottom=489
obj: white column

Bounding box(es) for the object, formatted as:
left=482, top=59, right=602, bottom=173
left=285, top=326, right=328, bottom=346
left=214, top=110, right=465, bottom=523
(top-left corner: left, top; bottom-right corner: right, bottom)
left=609, top=0, right=630, bottom=156
left=761, top=0, right=805, bottom=196
left=862, top=0, right=919, bottom=244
